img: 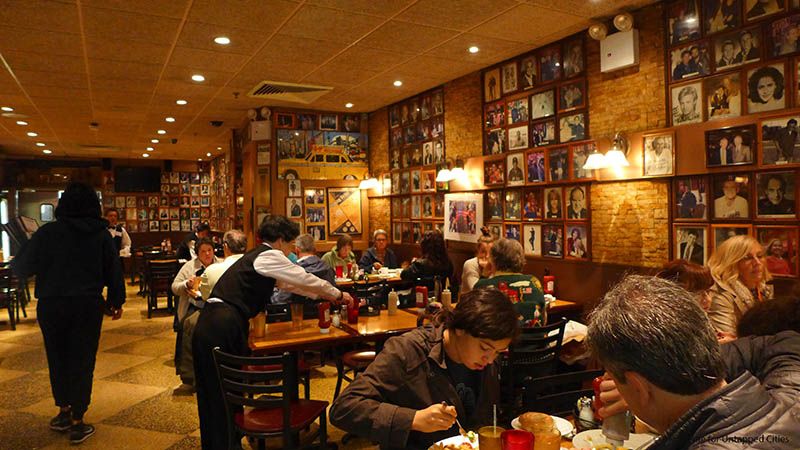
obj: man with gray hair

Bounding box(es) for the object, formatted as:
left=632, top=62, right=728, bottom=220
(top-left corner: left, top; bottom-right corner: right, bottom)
left=588, top=275, right=800, bottom=449
left=358, top=229, right=399, bottom=273
left=272, top=234, right=337, bottom=306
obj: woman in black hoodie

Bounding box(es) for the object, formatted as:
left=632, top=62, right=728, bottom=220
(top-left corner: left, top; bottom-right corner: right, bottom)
left=12, top=182, right=125, bottom=445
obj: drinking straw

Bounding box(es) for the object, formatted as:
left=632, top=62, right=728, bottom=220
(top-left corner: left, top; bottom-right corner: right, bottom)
left=493, top=404, right=497, bottom=430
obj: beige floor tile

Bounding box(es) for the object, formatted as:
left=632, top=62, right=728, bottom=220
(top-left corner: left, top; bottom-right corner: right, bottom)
left=20, top=379, right=165, bottom=422
left=97, top=332, right=148, bottom=352
left=94, top=351, right=155, bottom=379
left=39, top=423, right=184, bottom=450
left=0, top=341, right=38, bottom=358
left=0, top=326, right=41, bottom=343
left=0, top=367, right=28, bottom=384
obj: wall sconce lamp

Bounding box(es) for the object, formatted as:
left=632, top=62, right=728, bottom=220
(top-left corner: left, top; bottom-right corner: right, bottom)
left=582, top=146, right=608, bottom=170
left=436, top=157, right=466, bottom=183
left=358, top=175, right=380, bottom=190
left=604, top=132, right=630, bottom=167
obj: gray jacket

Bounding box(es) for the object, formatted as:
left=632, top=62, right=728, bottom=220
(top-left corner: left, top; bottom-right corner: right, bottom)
left=650, top=331, right=800, bottom=450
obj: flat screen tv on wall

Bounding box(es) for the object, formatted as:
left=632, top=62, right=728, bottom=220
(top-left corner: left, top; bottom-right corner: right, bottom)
left=114, top=166, right=161, bottom=193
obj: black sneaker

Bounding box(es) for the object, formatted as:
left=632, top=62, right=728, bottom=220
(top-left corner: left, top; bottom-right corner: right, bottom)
left=69, top=423, right=95, bottom=445
left=49, top=410, right=72, bottom=432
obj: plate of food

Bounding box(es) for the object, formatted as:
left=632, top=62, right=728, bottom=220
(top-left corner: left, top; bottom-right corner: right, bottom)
left=428, top=433, right=478, bottom=450
left=572, top=429, right=655, bottom=449
left=512, top=412, right=573, bottom=436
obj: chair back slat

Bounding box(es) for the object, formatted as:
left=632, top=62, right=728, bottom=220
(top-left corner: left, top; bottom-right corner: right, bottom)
left=508, top=319, right=567, bottom=385
left=521, top=369, right=603, bottom=417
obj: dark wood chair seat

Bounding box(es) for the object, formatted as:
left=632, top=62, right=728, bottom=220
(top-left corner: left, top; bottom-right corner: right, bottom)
left=245, top=359, right=312, bottom=399
left=235, top=399, right=329, bottom=433
left=341, top=350, right=376, bottom=370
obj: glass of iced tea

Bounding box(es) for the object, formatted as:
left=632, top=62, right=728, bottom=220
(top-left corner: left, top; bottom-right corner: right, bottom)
left=478, top=425, right=504, bottom=450
left=533, top=426, right=560, bottom=450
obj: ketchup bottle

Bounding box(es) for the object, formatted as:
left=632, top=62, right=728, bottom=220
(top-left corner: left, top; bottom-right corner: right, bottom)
left=318, top=302, right=331, bottom=334
left=415, top=286, right=429, bottom=308
left=543, top=268, right=556, bottom=296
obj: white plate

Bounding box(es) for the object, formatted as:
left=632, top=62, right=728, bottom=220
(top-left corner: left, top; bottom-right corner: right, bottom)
left=428, top=434, right=478, bottom=449
left=511, top=415, right=573, bottom=436
left=572, top=429, right=655, bottom=449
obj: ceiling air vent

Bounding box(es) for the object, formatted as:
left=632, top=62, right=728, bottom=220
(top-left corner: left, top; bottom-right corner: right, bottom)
left=247, top=80, right=333, bottom=104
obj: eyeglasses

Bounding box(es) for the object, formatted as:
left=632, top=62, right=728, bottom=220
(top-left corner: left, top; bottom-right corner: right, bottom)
left=740, top=253, right=765, bottom=264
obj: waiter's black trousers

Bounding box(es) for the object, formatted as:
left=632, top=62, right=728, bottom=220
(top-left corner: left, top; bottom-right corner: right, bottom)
left=192, top=302, right=248, bottom=450
left=37, top=295, right=104, bottom=421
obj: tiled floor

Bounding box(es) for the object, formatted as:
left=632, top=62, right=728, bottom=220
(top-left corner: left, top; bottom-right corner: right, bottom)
left=0, top=283, right=378, bottom=449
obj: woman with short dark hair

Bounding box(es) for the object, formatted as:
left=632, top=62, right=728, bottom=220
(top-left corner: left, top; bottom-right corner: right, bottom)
left=330, top=287, right=520, bottom=450
left=12, top=182, right=126, bottom=444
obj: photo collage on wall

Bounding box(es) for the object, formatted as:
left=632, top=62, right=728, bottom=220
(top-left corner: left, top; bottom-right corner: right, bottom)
left=388, top=87, right=446, bottom=242
left=209, top=154, right=231, bottom=231
left=100, top=169, right=211, bottom=233
left=666, top=0, right=800, bottom=127
left=482, top=33, right=588, bottom=156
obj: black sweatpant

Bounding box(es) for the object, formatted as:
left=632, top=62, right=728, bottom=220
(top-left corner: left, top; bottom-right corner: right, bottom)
left=37, top=295, right=104, bottom=421
left=192, top=302, right=249, bottom=450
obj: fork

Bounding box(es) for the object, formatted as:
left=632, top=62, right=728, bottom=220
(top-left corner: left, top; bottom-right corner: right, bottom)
left=441, top=402, right=466, bottom=436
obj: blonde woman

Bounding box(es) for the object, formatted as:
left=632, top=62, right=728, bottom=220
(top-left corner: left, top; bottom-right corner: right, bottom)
left=707, top=235, right=772, bottom=336
left=460, top=227, right=496, bottom=295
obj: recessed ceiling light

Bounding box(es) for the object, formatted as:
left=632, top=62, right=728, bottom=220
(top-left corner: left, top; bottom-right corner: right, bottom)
left=1, top=106, right=13, bottom=112
left=151, top=138, right=159, bottom=143
left=468, top=46, right=480, bottom=53
left=214, top=36, right=231, bottom=45
left=216, top=146, right=222, bottom=150
left=345, top=103, right=354, bottom=108
left=42, top=149, right=52, bottom=154
left=165, top=117, right=175, bottom=123
left=36, top=142, right=46, bottom=147
left=157, top=129, right=167, bottom=135
left=27, top=131, right=38, bottom=137
left=176, top=99, right=188, bottom=105
left=197, top=158, right=202, bottom=161
left=142, top=153, right=150, bottom=158
left=393, top=80, right=403, bottom=87
left=206, top=152, right=212, bottom=157
left=146, top=147, right=154, bottom=151
left=16, top=120, right=28, bottom=126
left=191, top=74, right=205, bottom=82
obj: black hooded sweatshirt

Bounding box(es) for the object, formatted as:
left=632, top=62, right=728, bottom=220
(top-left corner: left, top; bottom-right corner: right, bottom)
left=11, top=216, right=126, bottom=308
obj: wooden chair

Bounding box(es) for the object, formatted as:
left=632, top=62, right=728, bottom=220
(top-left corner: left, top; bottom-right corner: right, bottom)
left=333, top=349, right=376, bottom=400
left=521, top=369, right=604, bottom=418
left=0, top=268, right=20, bottom=330
left=352, top=279, right=387, bottom=316
left=145, top=258, right=178, bottom=318
left=212, top=348, right=330, bottom=450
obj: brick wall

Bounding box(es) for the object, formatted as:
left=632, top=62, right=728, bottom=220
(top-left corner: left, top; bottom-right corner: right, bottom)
left=367, top=106, right=391, bottom=237
left=591, top=180, right=670, bottom=268
left=444, top=71, right=484, bottom=161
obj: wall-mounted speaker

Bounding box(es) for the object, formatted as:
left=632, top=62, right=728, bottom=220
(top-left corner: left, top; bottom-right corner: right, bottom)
left=164, top=160, right=173, bottom=172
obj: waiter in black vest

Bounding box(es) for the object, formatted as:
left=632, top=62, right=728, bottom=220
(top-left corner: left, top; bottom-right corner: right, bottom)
left=105, top=208, right=131, bottom=257
left=192, top=215, right=353, bottom=449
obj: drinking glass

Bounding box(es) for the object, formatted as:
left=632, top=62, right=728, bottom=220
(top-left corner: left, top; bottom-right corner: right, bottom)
left=290, top=303, right=304, bottom=329
left=478, top=426, right=505, bottom=450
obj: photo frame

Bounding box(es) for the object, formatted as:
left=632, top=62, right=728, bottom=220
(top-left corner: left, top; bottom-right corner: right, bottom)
left=328, top=187, right=362, bottom=235
left=558, top=79, right=586, bottom=112
left=562, top=37, right=585, bottom=78
left=522, top=188, right=543, bottom=220
left=566, top=224, right=589, bottom=260
left=538, top=45, right=562, bottom=83
left=756, top=171, right=797, bottom=218
left=504, top=223, right=521, bottom=241
left=674, top=224, right=708, bottom=265
left=530, top=120, right=557, bottom=147
left=712, top=173, right=752, bottom=219
left=488, top=224, right=502, bottom=240
left=421, top=195, right=434, bottom=218
left=486, top=190, right=504, bottom=222
left=760, top=114, right=800, bottom=165
left=712, top=224, right=752, bottom=251
left=392, top=222, right=402, bottom=244
left=412, top=222, right=422, bottom=243
left=643, top=132, right=676, bottom=177
left=530, top=89, right=555, bottom=120
left=703, top=0, right=742, bottom=35
left=485, top=128, right=506, bottom=155
left=675, top=176, right=709, bottom=220
left=526, top=149, right=546, bottom=183
left=287, top=179, right=302, bottom=197
left=523, top=224, right=542, bottom=257
left=566, top=185, right=589, bottom=220
left=668, top=0, right=701, bottom=45
left=307, top=225, right=326, bottom=241
left=484, top=158, right=506, bottom=186
left=502, top=61, right=519, bottom=95
left=542, top=224, right=564, bottom=258
left=745, top=0, right=784, bottom=22
left=411, top=195, right=421, bottom=219
left=504, top=190, right=521, bottom=221
left=506, top=153, right=525, bottom=186
left=275, top=113, right=295, bottom=129
left=519, top=54, right=538, bottom=90
left=670, top=41, right=711, bottom=82
left=671, top=81, right=703, bottom=126
left=547, top=147, right=569, bottom=182
left=570, top=142, right=595, bottom=180
left=484, top=68, right=501, bottom=103
left=297, top=114, right=317, bottom=130
left=508, top=124, right=529, bottom=151
left=558, top=111, right=586, bottom=142
left=305, top=188, right=325, bottom=205
left=705, top=72, right=742, bottom=120
left=444, top=193, right=483, bottom=243
left=484, top=101, right=506, bottom=129
left=543, top=187, right=563, bottom=219
left=746, top=62, right=786, bottom=114
left=422, top=170, right=436, bottom=192
left=506, top=97, right=529, bottom=125
left=342, top=114, right=360, bottom=132
left=756, top=225, right=799, bottom=276
left=705, top=125, right=756, bottom=167
left=411, top=169, right=421, bottom=193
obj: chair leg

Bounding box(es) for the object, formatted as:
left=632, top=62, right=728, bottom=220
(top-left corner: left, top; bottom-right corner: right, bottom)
left=333, top=358, right=345, bottom=400
left=6, top=301, right=15, bottom=331
left=319, top=412, right=327, bottom=450
left=304, top=374, right=311, bottom=400
left=147, top=291, right=153, bottom=319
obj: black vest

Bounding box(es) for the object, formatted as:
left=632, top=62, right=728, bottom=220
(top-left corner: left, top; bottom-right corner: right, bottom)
left=109, top=224, right=123, bottom=252
left=209, top=244, right=276, bottom=321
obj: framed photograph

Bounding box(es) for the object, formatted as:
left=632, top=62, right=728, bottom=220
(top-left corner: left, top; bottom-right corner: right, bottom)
left=422, top=170, right=436, bottom=192
left=670, top=41, right=711, bottom=82
left=538, top=45, right=561, bottom=83
left=746, top=62, right=786, bottom=114
left=508, top=125, right=529, bottom=151
left=704, top=0, right=742, bottom=35
left=642, top=132, right=675, bottom=177
left=412, top=222, right=422, bottom=243
left=488, top=224, right=502, bottom=240
left=547, top=147, right=569, bottom=182
left=420, top=96, right=432, bottom=121
left=506, top=153, right=525, bottom=186
left=286, top=179, right=302, bottom=198
left=485, top=128, right=506, bottom=155
left=675, top=225, right=708, bottom=265
left=523, top=224, right=542, bottom=256
left=705, top=125, right=755, bottom=167
left=484, top=101, right=505, bottom=129
left=435, top=193, right=445, bottom=218
left=484, top=159, right=505, bottom=186
left=522, top=188, right=543, bottom=220
left=756, top=171, right=797, bottom=217
left=297, top=114, right=317, bottom=130
left=562, top=37, right=584, bottom=78
left=305, top=206, right=326, bottom=224
left=389, top=106, right=400, bottom=128
left=504, top=190, right=521, bottom=221
left=409, top=99, right=420, bottom=123
left=486, top=190, right=504, bottom=222
left=671, top=82, right=703, bottom=126
left=570, top=142, right=595, bottom=180
left=558, top=80, right=586, bottom=112
left=542, top=224, right=564, bottom=258
left=566, top=224, right=589, bottom=260
left=530, top=89, right=555, bottom=119
left=761, top=114, right=800, bottom=165
left=305, top=188, right=325, bottom=205
left=504, top=223, right=521, bottom=241
left=502, top=61, right=518, bottom=94
left=399, top=222, right=411, bottom=244
left=526, top=150, right=546, bottom=183
left=705, top=73, right=742, bottom=120
left=444, top=193, right=483, bottom=243
left=756, top=225, right=799, bottom=276
left=275, top=113, right=295, bottom=129
left=411, top=195, right=421, bottom=219
left=342, top=114, right=360, bottom=132
left=668, top=0, right=701, bottom=45
left=769, top=14, right=800, bottom=57
left=401, top=196, right=411, bottom=218
left=411, top=169, right=421, bottom=193
left=544, top=187, right=563, bottom=219
left=712, top=173, right=751, bottom=219
left=519, top=54, right=538, bottom=89
left=392, top=222, right=402, bottom=244
left=422, top=195, right=435, bottom=218
left=566, top=185, right=589, bottom=220
left=745, top=0, right=784, bottom=22
left=506, top=97, right=529, bottom=125
left=559, top=111, right=586, bottom=142
left=484, top=68, right=501, bottom=103
left=307, top=225, right=326, bottom=241
left=675, top=176, right=709, bottom=220
left=712, top=224, right=752, bottom=251
left=531, top=120, right=557, bottom=147
left=400, top=171, right=410, bottom=194
left=328, top=187, right=362, bottom=235
left=432, top=90, right=444, bottom=116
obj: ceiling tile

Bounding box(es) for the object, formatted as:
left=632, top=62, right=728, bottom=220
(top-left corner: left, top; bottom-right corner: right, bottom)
left=391, top=55, right=479, bottom=80
left=26, top=86, right=89, bottom=100
left=88, top=59, right=162, bottom=81
left=231, top=61, right=319, bottom=89
left=279, top=5, right=384, bottom=45
left=92, top=78, right=158, bottom=94
left=425, top=33, right=525, bottom=64
left=0, top=0, right=80, bottom=34
left=188, top=0, right=301, bottom=31
left=323, top=44, right=406, bottom=74
left=470, top=4, right=583, bottom=43
left=85, top=38, right=172, bottom=65
left=0, top=27, right=83, bottom=56
left=161, top=66, right=234, bottom=87
left=520, top=0, right=654, bottom=19
left=169, top=47, right=248, bottom=72
left=154, top=80, right=220, bottom=99
left=14, top=70, right=88, bottom=89
left=81, top=0, right=191, bottom=18
left=82, top=7, right=182, bottom=45
left=2, top=51, right=85, bottom=74
left=256, top=34, right=348, bottom=66
left=304, top=0, right=415, bottom=17
left=396, top=0, right=518, bottom=31
left=177, top=22, right=266, bottom=54
left=358, top=20, right=457, bottom=54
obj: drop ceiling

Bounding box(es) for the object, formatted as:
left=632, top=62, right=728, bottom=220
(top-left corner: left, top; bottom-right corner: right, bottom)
left=0, top=0, right=654, bottom=161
